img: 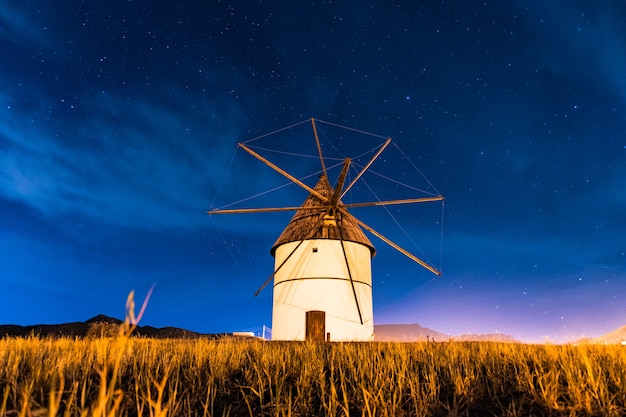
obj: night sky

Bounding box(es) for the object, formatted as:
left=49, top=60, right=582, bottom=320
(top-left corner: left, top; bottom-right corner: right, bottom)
left=2, top=1, right=625, bottom=343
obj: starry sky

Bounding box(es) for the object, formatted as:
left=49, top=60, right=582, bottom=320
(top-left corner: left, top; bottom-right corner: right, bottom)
left=1, top=1, right=625, bottom=342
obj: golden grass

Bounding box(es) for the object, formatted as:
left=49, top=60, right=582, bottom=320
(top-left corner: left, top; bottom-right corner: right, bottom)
left=1, top=335, right=626, bottom=416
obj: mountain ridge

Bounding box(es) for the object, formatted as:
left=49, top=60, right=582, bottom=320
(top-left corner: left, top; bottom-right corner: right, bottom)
left=580, top=324, right=626, bottom=345
left=0, top=314, right=223, bottom=339
left=374, top=323, right=520, bottom=343
left=5, top=316, right=623, bottom=343
left=2, top=315, right=517, bottom=342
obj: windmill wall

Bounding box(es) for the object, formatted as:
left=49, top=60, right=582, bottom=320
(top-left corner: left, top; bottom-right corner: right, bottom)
left=271, top=238, right=374, bottom=341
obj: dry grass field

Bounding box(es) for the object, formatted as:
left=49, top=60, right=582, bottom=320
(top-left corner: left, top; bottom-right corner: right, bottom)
left=2, top=330, right=626, bottom=417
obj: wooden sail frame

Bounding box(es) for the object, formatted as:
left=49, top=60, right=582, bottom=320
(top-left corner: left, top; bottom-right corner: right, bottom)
left=207, top=196, right=444, bottom=215
left=207, top=118, right=444, bottom=315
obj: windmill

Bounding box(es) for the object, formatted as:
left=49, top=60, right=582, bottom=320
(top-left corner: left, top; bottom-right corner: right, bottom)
left=208, top=118, right=443, bottom=341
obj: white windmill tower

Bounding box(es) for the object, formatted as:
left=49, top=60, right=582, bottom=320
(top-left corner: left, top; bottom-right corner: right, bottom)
left=208, top=118, right=443, bottom=341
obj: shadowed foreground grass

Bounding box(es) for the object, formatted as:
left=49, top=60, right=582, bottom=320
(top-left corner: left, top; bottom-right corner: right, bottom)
left=2, top=335, right=626, bottom=416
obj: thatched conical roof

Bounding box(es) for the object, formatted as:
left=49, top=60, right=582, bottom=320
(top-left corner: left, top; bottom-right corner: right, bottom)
left=270, top=175, right=375, bottom=257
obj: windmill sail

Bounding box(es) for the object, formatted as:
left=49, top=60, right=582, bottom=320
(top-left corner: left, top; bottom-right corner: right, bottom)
left=208, top=118, right=444, bottom=341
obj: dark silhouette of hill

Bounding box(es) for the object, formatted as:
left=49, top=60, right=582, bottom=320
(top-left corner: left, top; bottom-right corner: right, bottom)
left=1, top=316, right=519, bottom=342
left=0, top=314, right=223, bottom=339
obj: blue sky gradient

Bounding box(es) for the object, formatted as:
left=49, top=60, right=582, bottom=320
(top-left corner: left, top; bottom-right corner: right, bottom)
left=1, top=1, right=625, bottom=342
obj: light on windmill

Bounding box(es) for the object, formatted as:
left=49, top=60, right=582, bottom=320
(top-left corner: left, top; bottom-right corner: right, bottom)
left=323, top=214, right=337, bottom=226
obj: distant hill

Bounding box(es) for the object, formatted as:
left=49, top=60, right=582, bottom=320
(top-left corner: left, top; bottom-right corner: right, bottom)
left=374, top=323, right=519, bottom=343
left=585, top=324, right=626, bottom=345
left=1, top=316, right=518, bottom=342
left=0, top=314, right=222, bottom=339
left=374, top=323, right=448, bottom=342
